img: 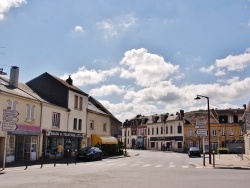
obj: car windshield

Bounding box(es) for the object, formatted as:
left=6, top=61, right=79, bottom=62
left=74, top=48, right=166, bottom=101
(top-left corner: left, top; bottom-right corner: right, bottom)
left=190, top=147, right=199, bottom=151
left=80, top=147, right=92, bottom=152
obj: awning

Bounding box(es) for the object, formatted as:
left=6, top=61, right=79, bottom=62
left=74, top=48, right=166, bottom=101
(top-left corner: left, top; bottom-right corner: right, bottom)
left=91, top=134, right=118, bottom=146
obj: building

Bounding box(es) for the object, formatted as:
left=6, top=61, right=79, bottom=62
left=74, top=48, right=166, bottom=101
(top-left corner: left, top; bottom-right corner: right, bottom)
left=184, top=108, right=245, bottom=153
left=26, top=73, right=88, bottom=157
left=0, top=67, right=43, bottom=162
left=87, top=96, right=120, bottom=155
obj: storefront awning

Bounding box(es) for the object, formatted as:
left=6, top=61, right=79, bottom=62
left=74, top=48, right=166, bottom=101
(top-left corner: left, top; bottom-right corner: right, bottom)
left=91, top=134, right=118, bottom=146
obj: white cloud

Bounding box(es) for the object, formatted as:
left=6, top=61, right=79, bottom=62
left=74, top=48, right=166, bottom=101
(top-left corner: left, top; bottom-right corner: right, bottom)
left=60, top=66, right=120, bottom=86
left=90, top=84, right=125, bottom=97
left=120, top=48, right=179, bottom=87
left=97, top=14, right=137, bottom=39
left=0, top=0, right=26, bottom=20
left=74, top=26, right=84, bottom=32
left=200, top=50, right=250, bottom=76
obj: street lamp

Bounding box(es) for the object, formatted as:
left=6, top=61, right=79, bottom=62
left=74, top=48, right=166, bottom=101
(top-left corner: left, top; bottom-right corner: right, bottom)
left=194, top=95, right=212, bottom=164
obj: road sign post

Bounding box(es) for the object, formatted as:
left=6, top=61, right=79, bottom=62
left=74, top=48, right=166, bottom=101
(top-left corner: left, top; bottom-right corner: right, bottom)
left=2, top=108, right=19, bottom=170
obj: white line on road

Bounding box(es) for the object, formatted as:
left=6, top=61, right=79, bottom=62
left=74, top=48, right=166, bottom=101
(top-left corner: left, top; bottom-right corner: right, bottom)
left=155, top=165, right=162, bottom=168
left=142, top=164, right=151, bottom=167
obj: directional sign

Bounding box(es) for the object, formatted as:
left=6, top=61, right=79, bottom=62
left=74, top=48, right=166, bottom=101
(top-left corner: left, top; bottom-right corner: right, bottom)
left=2, top=121, right=18, bottom=131
left=2, top=109, right=19, bottom=131
left=195, top=129, right=207, bottom=136
left=3, top=109, right=19, bottom=117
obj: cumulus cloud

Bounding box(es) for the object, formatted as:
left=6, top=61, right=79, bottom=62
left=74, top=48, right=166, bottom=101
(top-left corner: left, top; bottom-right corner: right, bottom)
left=200, top=50, right=250, bottom=76
left=74, top=25, right=84, bottom=32
left=0, top=0, right=26, bottom=20
left=120, top=48, right=179, bottom=87
left=60, top=66, right=120, bottom=86
left=90, top=84, right=126, bottom=97
left=97, top=14, right=137, bottom=39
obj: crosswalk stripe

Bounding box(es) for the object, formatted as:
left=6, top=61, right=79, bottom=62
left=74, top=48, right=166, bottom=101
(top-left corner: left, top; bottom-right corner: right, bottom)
left=155, top=165, right=162, bottom=168
left=142, top=164, right=151, bottom=167
left=169, top=165, right=175, bottom=168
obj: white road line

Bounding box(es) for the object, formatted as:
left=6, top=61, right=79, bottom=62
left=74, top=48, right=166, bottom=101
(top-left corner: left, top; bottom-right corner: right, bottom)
left=142, top=164, right=151, bottom=167
left=182, top=165, right=189, bottom=168
left=130, top=164, right=140, bottom=166
left=169, top=165, right=175, bottom=168
left=117, top=164, right=127, bottom=166
left=155, top=165, right=162, bottom=168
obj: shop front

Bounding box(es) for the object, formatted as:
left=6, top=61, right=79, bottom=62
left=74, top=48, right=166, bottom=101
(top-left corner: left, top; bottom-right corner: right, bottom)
left=150, top=136, right=183, bottom=151
left=8, top=125, right=41, bottom=162
left=42, top=130, right=85, bottom=158
left=91, top=134, right=118, bottom=155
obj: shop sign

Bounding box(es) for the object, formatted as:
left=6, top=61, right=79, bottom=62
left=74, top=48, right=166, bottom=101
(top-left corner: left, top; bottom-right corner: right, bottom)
left=2, top=109, right=19, bottom=131
left=45, top=130, right=84, bottom=138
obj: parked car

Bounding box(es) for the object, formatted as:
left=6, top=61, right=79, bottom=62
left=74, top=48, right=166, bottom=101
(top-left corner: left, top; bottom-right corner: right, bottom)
left=77, top=147, right=102, bottom=161
left=188, top=147, right=201, bottom=157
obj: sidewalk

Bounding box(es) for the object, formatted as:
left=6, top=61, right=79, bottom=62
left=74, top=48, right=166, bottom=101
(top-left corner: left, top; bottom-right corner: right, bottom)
left=189, top=154, right=250, bottom=169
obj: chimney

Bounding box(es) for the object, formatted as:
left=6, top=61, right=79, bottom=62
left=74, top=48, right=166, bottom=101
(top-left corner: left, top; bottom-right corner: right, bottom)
left=66, top=75, right=73, bottom=85
left=9, top=66, right=19, bottom=88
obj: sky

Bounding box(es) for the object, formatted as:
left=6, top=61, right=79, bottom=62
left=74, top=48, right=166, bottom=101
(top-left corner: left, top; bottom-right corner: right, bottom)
left=1, top=0, right=250, bottom=123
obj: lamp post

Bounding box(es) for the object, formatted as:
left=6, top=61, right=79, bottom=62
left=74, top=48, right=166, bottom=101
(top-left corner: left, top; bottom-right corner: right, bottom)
left=194, top=95, right=212, bottom=164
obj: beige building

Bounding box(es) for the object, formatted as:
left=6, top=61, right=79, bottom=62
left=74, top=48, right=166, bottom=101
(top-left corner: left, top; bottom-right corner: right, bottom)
left=0, top=67, right=42, bottom=163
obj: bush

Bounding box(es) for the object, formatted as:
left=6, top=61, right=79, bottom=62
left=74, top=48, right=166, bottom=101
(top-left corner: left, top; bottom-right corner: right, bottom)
left=217, top=147, right=228, bottom=154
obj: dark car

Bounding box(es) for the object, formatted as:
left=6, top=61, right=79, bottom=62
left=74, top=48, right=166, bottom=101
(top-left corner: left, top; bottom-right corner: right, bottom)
left=188, top=147, right=201, bottom=157
left=77, top=147, right=102, bottom=161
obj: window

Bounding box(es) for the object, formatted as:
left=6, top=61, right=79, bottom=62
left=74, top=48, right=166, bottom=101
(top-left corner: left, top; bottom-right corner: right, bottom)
left=74, top=95, right=78, bottom=109
left=156, top=127, right=158, bottom=135
left=52, top=112, right=60, bottom=128
left=239, top=129, right=243, bottom=136
left=170, top=126, right=173, bottom=134
left=148, top=128, right=150, bottom=135
left=128, top=130, right=129, bottom=136
left=73, top=118, right=77, bottom=130
left=166, top=126, right=168, bottom=134
left=221, top=128, right=225, bottom=136
left=7, top=100, right=18, bottom=110
left=178, top=124, right=182, bottom=134
left=212, top=130, right=217, bottom=137
left=188, top=142, right=193, bottom=148
left=161, top=127, right=163, bottom=134
left=90, top=120, right=94, bottom=129
left=189, top=130, right=193, bottom=137
left=26, top=104, right=35, bottom=121
left=103, top=123, right=107, bottom=131
left=79, top=97, right=83, bottom=110
left=152, top=128, right=154, bottom=135
left=78, top=119, right=82, bottom=130
left=229, top=128, right=234, bottom=136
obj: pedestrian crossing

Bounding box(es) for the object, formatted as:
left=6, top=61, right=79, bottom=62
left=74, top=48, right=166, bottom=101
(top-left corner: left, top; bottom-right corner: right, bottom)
left=77, top=160, right=210, bottom=169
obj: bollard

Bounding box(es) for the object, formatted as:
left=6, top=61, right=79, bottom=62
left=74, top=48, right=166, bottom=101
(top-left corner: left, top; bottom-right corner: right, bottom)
left=24, top=150, right=28, bottom=170
left=203, top=152, right=205, bottom=166
left=213, top=150, right=215, bottom=167
left=54, top=153, right=57, bottom=167
left=67, top=149, right=69, bottom=165
left=75, top=149, right=77, bottom=165
left=40, top=156, right=43, bottom=168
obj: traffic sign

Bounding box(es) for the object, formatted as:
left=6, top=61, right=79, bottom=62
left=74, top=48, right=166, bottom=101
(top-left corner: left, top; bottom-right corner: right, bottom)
left=2, top=109, right=19, bottom=131
left=2, top=121, right=18, bottom=131
left=195, top=129, right=207, bottom=136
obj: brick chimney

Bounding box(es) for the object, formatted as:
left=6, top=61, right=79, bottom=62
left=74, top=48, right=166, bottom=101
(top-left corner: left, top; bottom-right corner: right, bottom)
left=9, top=66, right=19, bottom=88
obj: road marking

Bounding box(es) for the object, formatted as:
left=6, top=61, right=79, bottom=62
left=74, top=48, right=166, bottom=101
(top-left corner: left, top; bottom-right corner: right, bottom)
left=169, top=165, right=175, bottom=168
left=142, top=164, right=151, bottom=167
left=117, top=164, right=127, bottom=166
left=130, top=164, right=140, bottom=166
left=182, top=165, right=189, bottom=168
left=155, top=165, right=162, bottom=168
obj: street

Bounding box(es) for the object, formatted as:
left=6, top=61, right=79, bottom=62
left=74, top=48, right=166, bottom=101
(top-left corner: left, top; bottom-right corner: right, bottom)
left=1, top=150, right=249, bottom=188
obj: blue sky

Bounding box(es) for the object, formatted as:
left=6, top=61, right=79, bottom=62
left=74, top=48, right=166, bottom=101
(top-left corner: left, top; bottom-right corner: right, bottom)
left=1, top=0, right=250, bottom=122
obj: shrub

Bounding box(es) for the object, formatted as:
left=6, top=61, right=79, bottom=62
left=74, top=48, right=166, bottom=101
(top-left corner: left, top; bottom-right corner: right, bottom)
left=217, top=147, right=228, bottom=154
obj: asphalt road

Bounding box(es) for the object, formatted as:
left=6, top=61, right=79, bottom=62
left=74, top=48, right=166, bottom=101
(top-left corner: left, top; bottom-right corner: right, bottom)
left=1, top=150, right=249, bottom=188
